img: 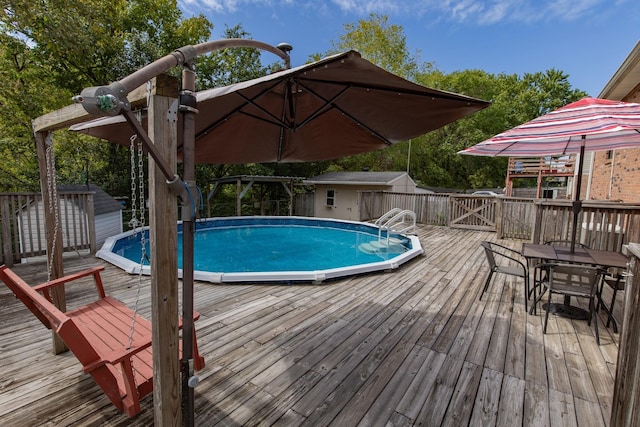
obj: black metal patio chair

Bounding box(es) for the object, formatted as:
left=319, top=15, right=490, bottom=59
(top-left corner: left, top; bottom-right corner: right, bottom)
left=529, top=240, right=593, bottom=313
left=598, top=272, right=627, bottom=333
left=535, top=263, right=604, bottom=344
left=479, top=241, right=530, bottom=311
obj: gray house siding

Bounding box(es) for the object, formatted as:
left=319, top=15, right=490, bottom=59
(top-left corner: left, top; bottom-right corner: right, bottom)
left=304, top=172, right=417, bottom=221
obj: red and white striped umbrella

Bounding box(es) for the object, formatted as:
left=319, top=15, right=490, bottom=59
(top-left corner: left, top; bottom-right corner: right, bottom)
left=459, top=97, right=640, bottom=252
left=459, top=97, right=640, bottom=157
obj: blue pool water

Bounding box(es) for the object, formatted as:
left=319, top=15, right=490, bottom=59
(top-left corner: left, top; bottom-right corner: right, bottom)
left=98, top=216, right=423, bottom=283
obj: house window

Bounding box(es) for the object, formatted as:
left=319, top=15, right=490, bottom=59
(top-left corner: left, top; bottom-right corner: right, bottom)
left=542, top=189, right=556, bottom=199
left=326, top=189, right=336, bottom=207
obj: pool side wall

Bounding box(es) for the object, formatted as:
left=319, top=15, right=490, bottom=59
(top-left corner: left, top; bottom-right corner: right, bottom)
left=97, top=216, right=424, bottom=283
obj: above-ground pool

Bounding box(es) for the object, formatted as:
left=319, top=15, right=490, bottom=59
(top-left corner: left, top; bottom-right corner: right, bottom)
left=97, top=216, right=423, bottom=283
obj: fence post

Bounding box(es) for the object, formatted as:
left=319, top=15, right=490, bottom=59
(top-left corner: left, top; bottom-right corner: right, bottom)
left=495, top=197, right=504, bottom=239
left=86, top=193, right=96, bottom=253
left=531, top=200, right=542, bottom=243
left=610, top=243, right=639, bottom=426
left=1, top=196, right=13, bottom=267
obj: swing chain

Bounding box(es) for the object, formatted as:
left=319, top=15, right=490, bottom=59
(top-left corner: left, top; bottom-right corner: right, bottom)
left=45, top=134, right=60, bottom=283
left=125, top=133, right=148, bottom=398
left=129, top=135, right=138, bottom=230
left=127, top=133, right=147, bottom=352
left=138, top=136, right=145, bottom=233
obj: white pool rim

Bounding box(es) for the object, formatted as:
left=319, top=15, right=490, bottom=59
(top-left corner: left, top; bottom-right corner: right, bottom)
left=97, top=216, right=424, bottom=284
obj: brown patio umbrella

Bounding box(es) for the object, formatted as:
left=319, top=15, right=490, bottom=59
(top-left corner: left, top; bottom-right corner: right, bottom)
left=71, top=50, right=489, bottom=163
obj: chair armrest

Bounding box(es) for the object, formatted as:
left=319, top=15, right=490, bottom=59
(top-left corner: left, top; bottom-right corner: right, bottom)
left=491, top=247, right=528, bottom=271
left=34, top=267, right=107, bottom=301
left=489, top=242, right=520, bottom=254
left=82, top=339, right=153, bottom=373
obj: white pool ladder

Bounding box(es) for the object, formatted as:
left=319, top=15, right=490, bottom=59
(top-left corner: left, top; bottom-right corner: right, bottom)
left=376, top=208, right=417, bottom=243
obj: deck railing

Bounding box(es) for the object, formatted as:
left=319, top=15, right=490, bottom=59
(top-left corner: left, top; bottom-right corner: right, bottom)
left=4, top=190, right=639, bottom=265
left=358, top=191, right=640, bottom=251
left=0, top=192, right=95, bottom=266
left=507, top=155, right=576, bottom=177
left=531, top=200, right=640, bottom=251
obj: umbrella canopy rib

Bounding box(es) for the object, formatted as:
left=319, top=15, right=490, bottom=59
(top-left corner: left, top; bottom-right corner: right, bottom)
left=298, top=81, right=393, bottom=146
left=196, top=79, right=287, bottom=136
left=297, top=75, right=485, bottom=103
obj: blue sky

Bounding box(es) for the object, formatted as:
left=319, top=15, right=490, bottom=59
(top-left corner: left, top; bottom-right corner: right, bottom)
left=177, top=0, right=639, bottom=97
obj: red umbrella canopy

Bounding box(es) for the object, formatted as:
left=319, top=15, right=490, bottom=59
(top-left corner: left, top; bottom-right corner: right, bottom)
left=459, top=97, right=640, bottom=157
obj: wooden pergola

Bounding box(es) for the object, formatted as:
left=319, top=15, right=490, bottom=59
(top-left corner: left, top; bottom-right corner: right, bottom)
left=206, top=175, right=303, bottom=216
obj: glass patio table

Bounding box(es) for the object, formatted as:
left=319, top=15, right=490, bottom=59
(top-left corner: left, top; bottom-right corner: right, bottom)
left=521, top=243, right=629, bottom=319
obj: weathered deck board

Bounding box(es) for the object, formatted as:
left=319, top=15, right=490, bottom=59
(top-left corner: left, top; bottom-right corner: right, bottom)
left=0, top=225, right=622, bottom=426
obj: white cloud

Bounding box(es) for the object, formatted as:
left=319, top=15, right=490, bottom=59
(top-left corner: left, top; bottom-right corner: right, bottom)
left=180, top=0, right=268, bottom=14
left=180, top=0, right=612, bottom=26
left=541, top=0, right=602, bottom=21
left=436, top=0, right=608, bottom=25
left=331, top=0, right=402, bottom=14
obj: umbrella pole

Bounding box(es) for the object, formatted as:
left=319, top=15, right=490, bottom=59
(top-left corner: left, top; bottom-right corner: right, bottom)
left=180, top=63, right=198, bottom=427
left=570, top=136, right=587, bottom=253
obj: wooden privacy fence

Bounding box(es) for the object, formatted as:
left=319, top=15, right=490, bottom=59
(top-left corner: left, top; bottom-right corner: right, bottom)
left=358, top=191, right=640, bottom=251
left=531, top=200, right=640, bottom=252
left=359, top=191, right=450, bottom=225
left=448, top=195, right=497, bottom=231
left=1, top=192, right=96, bottom=266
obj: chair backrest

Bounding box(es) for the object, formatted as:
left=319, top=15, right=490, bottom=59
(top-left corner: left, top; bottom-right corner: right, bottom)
left=548, top=263, right=601, bottom=296
left=481, top=242, right=497, bottom=270
left=544, top=240, right=590, bottom=249
left=0, top=265, right=65, bottom=330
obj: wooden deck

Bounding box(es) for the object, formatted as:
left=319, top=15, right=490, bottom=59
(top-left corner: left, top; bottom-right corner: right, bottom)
left=0, top=226, right=622, bottom=426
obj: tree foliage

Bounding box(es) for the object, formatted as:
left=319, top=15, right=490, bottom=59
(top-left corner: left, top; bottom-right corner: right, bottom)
left=0, top=32, right=71, bottom=190
left=2, top=0, right=212, bottom=91
left=0, top=0, right=213, bottom=193
left=411, top=68, right=586, bottom=189
left=323, top=13, right=432, bottom=80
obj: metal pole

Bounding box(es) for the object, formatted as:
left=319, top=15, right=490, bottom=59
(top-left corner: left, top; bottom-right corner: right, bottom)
left=180, top=62, right=197, bottom=427
left=570, top=136, right=587, bottom=253
left=73, top=40, right=290, bottom=116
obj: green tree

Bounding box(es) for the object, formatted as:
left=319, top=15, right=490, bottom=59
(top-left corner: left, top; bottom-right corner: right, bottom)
left=2, top=0, right=212, bottom=91
left=412, top=69, right=587, bottom=189
left=0, top=0, right=212, bottom=194
left=324, top=13, right=431, bottom=80
left=0, top=33, right=71, bottom=191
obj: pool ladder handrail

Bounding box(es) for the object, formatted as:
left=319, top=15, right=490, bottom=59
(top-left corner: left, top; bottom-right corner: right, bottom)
left=377, top=209, right=417, bottom=244
left=374, top=208, right=404, bottom=227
